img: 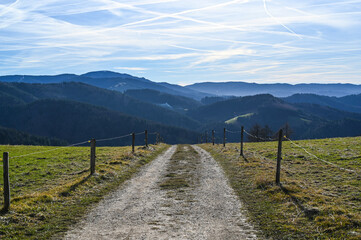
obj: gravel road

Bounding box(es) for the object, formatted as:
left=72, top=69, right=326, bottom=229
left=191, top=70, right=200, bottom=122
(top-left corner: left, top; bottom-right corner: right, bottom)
left=64, top=145, right=258, bottom=239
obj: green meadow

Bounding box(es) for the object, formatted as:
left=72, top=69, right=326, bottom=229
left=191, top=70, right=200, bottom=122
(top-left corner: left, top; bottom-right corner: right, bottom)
left=0, top=144, right=169, bottom=239
left=201, top=137, right=361, bottom=239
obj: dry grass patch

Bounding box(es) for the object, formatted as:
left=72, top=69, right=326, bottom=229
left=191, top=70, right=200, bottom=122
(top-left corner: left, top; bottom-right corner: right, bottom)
left=200, top=137, right=361, bottom=239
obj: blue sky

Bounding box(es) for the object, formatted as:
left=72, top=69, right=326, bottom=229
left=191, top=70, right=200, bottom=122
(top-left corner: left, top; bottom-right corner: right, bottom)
left=0, top=0, right=361, bottom=85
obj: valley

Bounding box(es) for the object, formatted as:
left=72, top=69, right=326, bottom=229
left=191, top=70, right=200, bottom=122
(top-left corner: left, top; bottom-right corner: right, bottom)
left=1, top=71, right=361, bottom=145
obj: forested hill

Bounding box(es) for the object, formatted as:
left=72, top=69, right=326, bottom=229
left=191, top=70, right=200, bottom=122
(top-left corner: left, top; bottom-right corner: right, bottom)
left=0, top=126, right=67, bottom=146
left=0, top=99, right=199, bottom=145
left=187, top=94, right=361, bottom=141
left=1, top=76, right=361, bottom=145
left=283, top=93, right=361, bottom=113
left=2, top=71, right=361, bottom=99
left=124, top=89, right=202, bottom=113
left=0, top=71, right=210, bottom=100
left=186, top=82, right=361, bottom=97
left=0, top=82, right=200, bottom=130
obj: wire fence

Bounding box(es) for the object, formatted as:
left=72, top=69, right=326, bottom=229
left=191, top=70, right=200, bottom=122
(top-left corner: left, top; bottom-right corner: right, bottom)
left=243, top=129, right=278, bottom=142
left=9, top=131, right=152, bottom=159
left=200, top=126, right=361, bottom=185
left=0, top=130, right=161, bottom=211
left=96, top=133, right=132, bottom=143
left=10, top=140, right=90, bottom=159
left=283, top=136, right=357, bottom=173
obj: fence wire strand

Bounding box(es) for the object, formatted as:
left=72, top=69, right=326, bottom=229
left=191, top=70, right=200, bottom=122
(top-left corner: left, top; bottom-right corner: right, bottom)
left=10, top=140, right=90, bottom=159
left=284, top=136, right=359, bottom=174
left=243, top=129, right=277, bottom=141
left=96, top=134, right=131, bottom=143
left=223, top=127, right=358, bottom=174
left=9, top=131, right=152, bottom=159
left=225, top=129, right=242, bottom=134
left=135, top=131, right=145, bottom=136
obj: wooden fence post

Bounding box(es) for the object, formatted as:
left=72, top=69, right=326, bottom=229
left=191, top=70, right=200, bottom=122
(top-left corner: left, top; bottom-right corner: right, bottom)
left=132, top=132, right=135, bottom=153
left=240, top=126, right=244, bottom=156
left=212, top=130, right=215, bottom=145
left=3, top=152, right=10, bottom=211
left=90, top=139, right=96, bottom=175
left=223, top=128, right=226, bottom=147
left=276, top=129, right=283, bottom=185
left=145, top=130, right=148, bottom=147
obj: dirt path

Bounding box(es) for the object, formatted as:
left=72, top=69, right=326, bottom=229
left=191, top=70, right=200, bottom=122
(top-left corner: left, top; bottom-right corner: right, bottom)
left=64, top=145, right=258, bottom=239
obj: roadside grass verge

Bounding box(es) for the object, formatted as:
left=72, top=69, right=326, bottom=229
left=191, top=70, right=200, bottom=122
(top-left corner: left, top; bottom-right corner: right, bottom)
left=200, top=137, right=361, bottom=239
left=0, top=144, right=169, bottom=239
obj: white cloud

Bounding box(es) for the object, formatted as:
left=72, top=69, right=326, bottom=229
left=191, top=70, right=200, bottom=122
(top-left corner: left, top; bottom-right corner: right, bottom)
left=0, top=0, right=360, bottom=83
left=191, top=48, right=257, bottom=66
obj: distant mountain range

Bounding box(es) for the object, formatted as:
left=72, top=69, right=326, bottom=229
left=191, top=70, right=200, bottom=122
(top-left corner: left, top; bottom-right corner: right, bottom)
left=1, top=71, right=361, bottom=145
left=0, top=71, right=211, bottom=100
left=0, top=99, right=199, bottom=146
left=283, top=94, right=361, bottom=113
left=124, top=89, right=202, bottom=113
left=187, top=94, right=361, bottom=141
left=186, top=82, right=361, bottom=97
left=0, top=81, right=200, bottom=130
left=2, top=71, right=361, bottom=98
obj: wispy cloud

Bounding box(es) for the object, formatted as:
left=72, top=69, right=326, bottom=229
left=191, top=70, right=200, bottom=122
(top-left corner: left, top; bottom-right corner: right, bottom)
left=263, top=0, right=302, bottom=39
left=0, top=0, right=360, bottom=84
left=190, top=48, right=257, bottom=66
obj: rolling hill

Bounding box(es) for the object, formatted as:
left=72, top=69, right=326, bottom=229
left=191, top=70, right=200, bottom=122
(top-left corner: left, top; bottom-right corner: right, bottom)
left=187, top=94, right=361, bottom=140
left=188, top=94, right=297, bottom=123
left=0, top=126, right=67, bottom=146
left=0, top=71, right=210, bottom=100
left=0, top=99, right=199, bottom=145
left=2, top=71, right=361, bottom=144
left=157, top=82, right=211, bottom=100
left=186, top=82, right=361, bottom=97
left=124, top=89, right=202, bottom=113
left=0, top=82, right=200, bottom=130
left=283, top=93, right=361, bottom=113
left=2, top=71, right=361, bottom=100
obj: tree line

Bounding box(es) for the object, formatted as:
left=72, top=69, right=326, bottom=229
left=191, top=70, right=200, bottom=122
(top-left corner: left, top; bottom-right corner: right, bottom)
left=247, top=123, right=293, bottom=142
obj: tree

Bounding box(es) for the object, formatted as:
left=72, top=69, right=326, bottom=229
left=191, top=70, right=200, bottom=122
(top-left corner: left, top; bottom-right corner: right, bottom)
left=282, top=122, right=293, bottom=138
left=260, top=125, right=273, bottom=141
left=247, top=124, right=262, bottom=142
left=247, top=124, right=274, bottom=142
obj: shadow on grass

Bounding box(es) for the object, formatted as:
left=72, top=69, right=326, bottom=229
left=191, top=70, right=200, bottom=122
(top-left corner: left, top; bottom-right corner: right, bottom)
left=59, top=174, right=92, bottom=197
left=280, top=184, right=320, bottom=220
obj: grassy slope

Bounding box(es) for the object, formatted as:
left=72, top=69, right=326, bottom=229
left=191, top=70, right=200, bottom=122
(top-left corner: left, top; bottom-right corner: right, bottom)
left=200, top=137, right=361, bottom=239
left=0, top=144, right=169, bottom=239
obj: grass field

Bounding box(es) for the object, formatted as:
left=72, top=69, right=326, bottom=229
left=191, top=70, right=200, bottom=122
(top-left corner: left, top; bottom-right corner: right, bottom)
left=0, top=143, right=169, bottom=239
left=200, top=137, right=361, bottom=239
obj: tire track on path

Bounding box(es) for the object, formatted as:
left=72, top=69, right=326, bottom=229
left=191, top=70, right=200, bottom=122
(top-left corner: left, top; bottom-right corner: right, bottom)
left=65, top=145, right=258, bottom=239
